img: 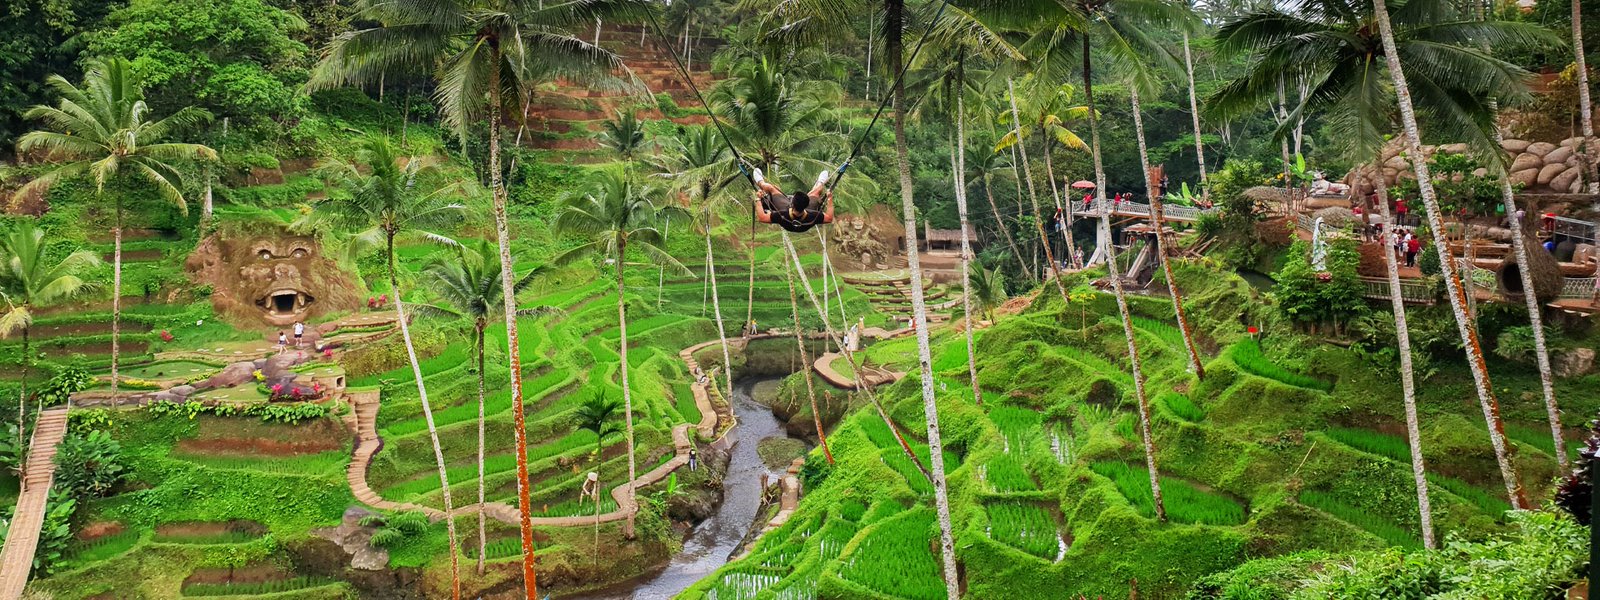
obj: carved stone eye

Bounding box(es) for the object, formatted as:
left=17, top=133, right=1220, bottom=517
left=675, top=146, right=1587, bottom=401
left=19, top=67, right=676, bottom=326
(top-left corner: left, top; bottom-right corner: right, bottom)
left=291, top=248, right=308, bottom=259
left=259, top=250, right=273, bottom=260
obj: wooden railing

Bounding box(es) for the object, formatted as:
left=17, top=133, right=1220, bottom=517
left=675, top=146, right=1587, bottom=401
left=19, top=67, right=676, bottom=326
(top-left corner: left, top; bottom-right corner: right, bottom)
left=1360, top=277, right=1435, bottom=304
left=1066, top=199, right=1217, bottom=223
left=1551, top=216, right=1596, bottom=243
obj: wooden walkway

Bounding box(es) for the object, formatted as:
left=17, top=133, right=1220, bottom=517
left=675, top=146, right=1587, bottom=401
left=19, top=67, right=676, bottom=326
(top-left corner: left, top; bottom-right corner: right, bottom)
left=0, top=408, right=69, bottom=598
left=343, top=330, right=722, bottom=528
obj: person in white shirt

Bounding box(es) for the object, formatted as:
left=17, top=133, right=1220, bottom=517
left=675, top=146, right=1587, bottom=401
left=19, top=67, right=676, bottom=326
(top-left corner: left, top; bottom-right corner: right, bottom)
left=293, top=321, right=306, bottom=347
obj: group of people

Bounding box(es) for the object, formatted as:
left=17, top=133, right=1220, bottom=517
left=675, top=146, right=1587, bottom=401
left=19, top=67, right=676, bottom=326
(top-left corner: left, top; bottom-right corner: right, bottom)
left=1388, top=227, right=1425, bottom=268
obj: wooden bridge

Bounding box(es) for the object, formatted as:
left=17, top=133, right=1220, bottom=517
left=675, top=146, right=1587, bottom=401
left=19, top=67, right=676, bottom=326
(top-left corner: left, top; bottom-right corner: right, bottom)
left=1066, top=199, right=1217, bottom=223
left=0, top=408, right=69, bottom=598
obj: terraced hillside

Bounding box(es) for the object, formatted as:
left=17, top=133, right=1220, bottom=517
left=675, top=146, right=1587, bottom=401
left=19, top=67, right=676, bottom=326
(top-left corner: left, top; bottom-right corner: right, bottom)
left=683, top=262, right=1595, bottom=599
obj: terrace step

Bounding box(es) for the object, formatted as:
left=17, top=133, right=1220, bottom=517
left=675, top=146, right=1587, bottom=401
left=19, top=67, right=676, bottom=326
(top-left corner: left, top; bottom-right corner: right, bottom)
left=0, top=408, right=71, bottom=596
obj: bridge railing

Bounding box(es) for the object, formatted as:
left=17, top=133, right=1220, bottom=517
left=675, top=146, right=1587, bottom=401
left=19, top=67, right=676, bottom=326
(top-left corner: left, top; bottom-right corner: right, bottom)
left=1067, top=199, right=1216, bottom=222
left=1360, top=277, right=1435, bottom=304
left=1561, top=276, right=1598, bottom=299
left=1552, top=216, right=1597, bottom=243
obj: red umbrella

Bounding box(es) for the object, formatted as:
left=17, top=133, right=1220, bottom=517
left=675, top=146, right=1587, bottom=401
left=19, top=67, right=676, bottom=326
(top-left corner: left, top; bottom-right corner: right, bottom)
left=1070, top=180, right=1096, bottom=189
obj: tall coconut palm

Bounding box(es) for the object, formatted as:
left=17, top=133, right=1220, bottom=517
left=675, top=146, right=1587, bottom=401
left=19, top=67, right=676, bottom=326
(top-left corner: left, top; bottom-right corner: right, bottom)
left=1360, top=166, right=1436, bottom=548
left=574, top=391, right=623, bottom=458
left=0, top=223, right=100, bottom=450
left=553, top=171, right=690, bottom=534
left=304, top=136, right=467, bottom=596
left=655, top=125, right=737, bottom=400
left=1000, top=78, right=1074, bottom=306
left=708, top=57, right=844, bottom=330
left=14, top=58, right=214, bottom=404
left=416, top=240, right=556, bottom=575
left=1365, top=0, right=1531, bottom=510
left=599, top=109, right=649, bottom=166
left=996, top=77, right=1092, bottom=273
left=1123, top=77, right=1206, bottom=379
left=1574, top=0, right=1597, bottom=194
left=1212, top=0, right=1555, bottom=510
left=310, top=2, right=646, bottom=590
left=1179, top=21, right=1209, bottom=201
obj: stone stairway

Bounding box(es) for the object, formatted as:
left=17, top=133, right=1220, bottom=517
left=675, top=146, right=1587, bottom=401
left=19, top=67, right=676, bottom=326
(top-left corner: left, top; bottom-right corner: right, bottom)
left=0, top=408, right=70, bottom=598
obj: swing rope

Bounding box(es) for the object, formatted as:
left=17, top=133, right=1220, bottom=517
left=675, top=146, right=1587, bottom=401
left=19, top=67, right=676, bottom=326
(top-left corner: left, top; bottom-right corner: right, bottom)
left=641, top=0, right=953, bottom=191
left=782, top=232, right=932, bottom=483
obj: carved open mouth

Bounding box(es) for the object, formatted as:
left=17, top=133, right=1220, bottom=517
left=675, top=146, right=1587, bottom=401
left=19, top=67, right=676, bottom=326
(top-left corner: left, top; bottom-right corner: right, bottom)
left=256, top=289, right=316, bottom=317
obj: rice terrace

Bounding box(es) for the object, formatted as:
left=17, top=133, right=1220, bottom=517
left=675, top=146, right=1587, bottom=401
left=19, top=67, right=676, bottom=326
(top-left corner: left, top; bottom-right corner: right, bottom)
left=3, top=0, right=1600, bottom=597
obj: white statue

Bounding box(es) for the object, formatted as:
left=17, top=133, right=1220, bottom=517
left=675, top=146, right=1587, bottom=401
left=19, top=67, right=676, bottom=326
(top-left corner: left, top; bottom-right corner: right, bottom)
left=1311, top=217, right=1329, bottom=271
left=1310, top=170, right=1351, bottom=196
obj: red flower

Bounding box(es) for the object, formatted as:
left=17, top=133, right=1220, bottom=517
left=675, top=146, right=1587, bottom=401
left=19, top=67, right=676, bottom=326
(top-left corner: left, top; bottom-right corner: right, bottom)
left=159, top=330, right=174, bottom=342
left=1247, top=325, right=1259, bottom=335
left=322, top=348, right=334, bottom=359
left=271, top=383, right=283, bottom=393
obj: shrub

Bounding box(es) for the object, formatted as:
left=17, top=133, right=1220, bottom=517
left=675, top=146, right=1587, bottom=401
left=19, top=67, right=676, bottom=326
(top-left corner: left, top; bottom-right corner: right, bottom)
left=54, top=430, right=127, bottom=499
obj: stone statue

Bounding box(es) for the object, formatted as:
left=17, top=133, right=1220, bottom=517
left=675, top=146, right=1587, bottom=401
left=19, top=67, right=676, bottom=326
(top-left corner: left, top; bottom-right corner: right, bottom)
left=1310, top=170, right=1351, bottom=196
left=185, top=227, right=364, bottom=326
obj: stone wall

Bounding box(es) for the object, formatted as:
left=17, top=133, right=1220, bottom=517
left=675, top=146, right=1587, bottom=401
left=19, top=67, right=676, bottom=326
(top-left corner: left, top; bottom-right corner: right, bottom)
left=1354, top=137, right=1591, bottom=194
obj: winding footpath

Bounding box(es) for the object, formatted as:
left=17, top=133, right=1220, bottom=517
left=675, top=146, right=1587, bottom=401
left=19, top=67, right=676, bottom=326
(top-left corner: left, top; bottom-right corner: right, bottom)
left=0, top=408, right=70, bottom=599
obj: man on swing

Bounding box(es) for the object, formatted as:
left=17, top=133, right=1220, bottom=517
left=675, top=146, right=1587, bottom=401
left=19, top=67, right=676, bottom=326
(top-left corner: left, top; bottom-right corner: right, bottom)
left=752, top=167, right=835, bottom=233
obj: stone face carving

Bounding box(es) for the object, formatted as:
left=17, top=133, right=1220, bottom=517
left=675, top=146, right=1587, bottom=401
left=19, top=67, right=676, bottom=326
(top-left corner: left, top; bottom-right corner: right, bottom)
left=186, top=228, right=364, bottom=326
left=1356, top=137, right=1589, bottom=194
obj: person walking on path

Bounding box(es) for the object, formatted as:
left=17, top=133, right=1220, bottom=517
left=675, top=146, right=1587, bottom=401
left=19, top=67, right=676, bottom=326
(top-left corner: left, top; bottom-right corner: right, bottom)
left=277, top=331, right=288, bottom=353
left=1405, top=235, right=1422, bottom=268
left=293, top=321, right=306, bottom=347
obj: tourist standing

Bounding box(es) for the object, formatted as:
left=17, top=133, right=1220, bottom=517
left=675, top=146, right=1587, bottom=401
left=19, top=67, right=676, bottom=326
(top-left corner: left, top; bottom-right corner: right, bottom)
left=1405, top=235, right=1421, bottom=268
left=293, top=321, right=305, bottom=347
left=277, top=331, right=287, bottom=353
left=1395, top=197, right=1408, bottom=226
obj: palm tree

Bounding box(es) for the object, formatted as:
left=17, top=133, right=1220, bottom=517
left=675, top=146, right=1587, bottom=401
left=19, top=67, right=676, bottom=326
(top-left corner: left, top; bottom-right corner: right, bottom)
left=574, top=392, right=624, bottom=458
left=1574, top=0, right=1597, bottom=194
left=999, top=78, right=1074, bottom=306
left=13, top=58, right=214, bottom=403
left=417, top=240, right=555, bottom=575
left=1364, top=0, right=1532, bottom=510
left=968, top=148, right=1031, bottom=280
left=1124, top=78, right=1206, bottom=379
left=0, top=222, right=99, bottom=450
left=708, top=57, right=844, bottom=330
left=303, top=136, right=467, bottom=596
left=967, top=263, right=1007, bottom=323
left=655, top=125, right=737, bottom=400
left=1362, top=166, right=1435, bottom=548
left=553, top=171, right=690, bottom=535
left=1212, top=0, right=1554, bottom=511
left=311, top=3, right=645, bottom=592
left=996, top=78, right=1092, bottom=273
left=600, top=109, right=650, bottom=178
left=1179, top=16, right=1209, bottom=201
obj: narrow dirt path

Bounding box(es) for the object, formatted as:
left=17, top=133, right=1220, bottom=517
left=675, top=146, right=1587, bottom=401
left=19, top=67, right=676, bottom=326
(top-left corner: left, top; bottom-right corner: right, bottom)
left=0, top=408, right=70, bottom=598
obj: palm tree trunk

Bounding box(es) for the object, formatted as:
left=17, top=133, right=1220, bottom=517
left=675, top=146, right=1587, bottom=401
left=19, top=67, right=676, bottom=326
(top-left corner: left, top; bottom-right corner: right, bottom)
left=705, top=220, right=734, bottom=400
left=110, top=198, right=122, bottom=405
left=952, top=98, right=981, bottom=407
left=474, top=326, right=488, bottom=575
left=1086, top=38, right=1165, bottom=522
left=783, top=257, right=833, bottom=463
left=1129, top=87, right=1205, bottom=379
left=979, top=173, right=1030, bottom=281
left=17, top=327, right=28, bottom=454
left=615, top=237, right=639, bottom=536
left=1370, top=163, right=1436, bottom=548
left=1368, top=0, right=1529, bottom=509
left=1490, top=127, right=1566, bottom=469
left=887, top=2, right=959, bottom=592
left=1006, top=141, right=1037, bottom=278
left=486, top=47, right=540, bottom=598
left=1007, top=79, right=1071, bottom=306
left=1182, top=31, right=1209, bottom=202
left=387, top=235, right=461, bottom=600
left=1575, top=0, right=1598, bottom=194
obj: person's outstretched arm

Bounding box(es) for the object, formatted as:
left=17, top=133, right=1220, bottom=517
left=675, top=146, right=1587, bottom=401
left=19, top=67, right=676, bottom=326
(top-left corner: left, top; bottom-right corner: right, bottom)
left=755, top=192, right=774, bottom=223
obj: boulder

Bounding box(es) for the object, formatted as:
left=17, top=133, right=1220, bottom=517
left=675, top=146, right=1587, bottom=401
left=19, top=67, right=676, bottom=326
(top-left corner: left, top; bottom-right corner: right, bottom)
left=1538, top=162, right=1568, bottom=185
left=168, top=385, right=196, bottom=398
left=1553, top=348, right=1596, bottom=378
left=1546, top=146, right=1574, bottom=164
left=1502, top=138, right=1532, bottom=153
left=1385, top=155, right=1410, bottom=171
left=1527, top=141, right=1558, bottom=156
left=1511, top=152, right=1544, bottom=172
left=1440, top=143, right=1470, bottom=154
left=204, top=361, right=258, bottom=388
left=1472, top=167, right=1489, bottom=178
left=1564, top=136, right=1586, bottom=148
left=1575, top=243, right=1596, bottom=264
left=1510, top=168, right=1540, bottom=188
left=1551, top=167, right=1582, bottom=193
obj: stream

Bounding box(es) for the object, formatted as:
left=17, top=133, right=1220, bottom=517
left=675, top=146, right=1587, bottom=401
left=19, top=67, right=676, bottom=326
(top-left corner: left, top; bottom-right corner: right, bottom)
left=568, top=377, right=794, bottom=600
